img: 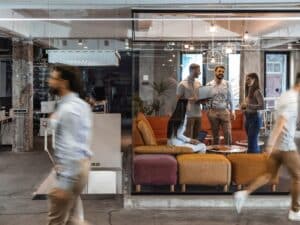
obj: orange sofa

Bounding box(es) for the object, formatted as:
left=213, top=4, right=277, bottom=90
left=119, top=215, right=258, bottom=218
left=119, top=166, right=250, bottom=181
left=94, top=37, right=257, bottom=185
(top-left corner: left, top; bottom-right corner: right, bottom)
left=133, top=110, right=247, bottom=145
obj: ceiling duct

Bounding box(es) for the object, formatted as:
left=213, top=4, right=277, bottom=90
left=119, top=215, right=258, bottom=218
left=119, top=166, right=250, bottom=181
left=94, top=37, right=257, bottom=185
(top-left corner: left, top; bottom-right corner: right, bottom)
left=47, top=50, right=120, bottom=66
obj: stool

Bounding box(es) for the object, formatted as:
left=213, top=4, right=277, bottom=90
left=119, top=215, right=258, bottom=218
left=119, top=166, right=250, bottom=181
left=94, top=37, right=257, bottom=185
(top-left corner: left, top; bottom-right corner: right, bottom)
left=177, top=154, right=231, bottom=192
left=227, top=153, right=279, bottom=192
left=133, top=154, right=177, bottom=192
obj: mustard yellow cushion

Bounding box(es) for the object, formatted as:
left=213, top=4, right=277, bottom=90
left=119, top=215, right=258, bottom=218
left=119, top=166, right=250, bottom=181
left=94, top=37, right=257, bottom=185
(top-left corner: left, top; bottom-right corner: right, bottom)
left=134, top=145, right=193, bottom=155
left=137, top=120, right=157, bottom=146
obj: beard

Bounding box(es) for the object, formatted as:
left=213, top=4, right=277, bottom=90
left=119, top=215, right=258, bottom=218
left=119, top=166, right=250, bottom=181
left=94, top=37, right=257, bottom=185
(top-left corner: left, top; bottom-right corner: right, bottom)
left=216, top=74, right=224, bottom=80
left=49, top=87, right=59, bottom=96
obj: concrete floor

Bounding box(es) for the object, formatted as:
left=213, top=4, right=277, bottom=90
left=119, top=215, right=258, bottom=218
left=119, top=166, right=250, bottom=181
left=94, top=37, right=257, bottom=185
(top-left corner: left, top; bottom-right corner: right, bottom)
left=0, top=150, right=299, bottom=225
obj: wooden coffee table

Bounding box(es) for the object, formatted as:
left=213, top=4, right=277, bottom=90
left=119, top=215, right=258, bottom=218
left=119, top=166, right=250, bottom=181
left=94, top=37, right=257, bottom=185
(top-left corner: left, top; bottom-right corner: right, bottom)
left=205, top=135, right=224, bottom=145
left=206, top=145, right=247, bottom=154
left=235, top=140, right=264, bottom=147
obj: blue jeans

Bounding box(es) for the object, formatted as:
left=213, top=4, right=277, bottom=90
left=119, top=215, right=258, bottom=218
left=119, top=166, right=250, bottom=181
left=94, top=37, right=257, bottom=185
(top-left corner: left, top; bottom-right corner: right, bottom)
left=245, top=112, right=262, bottom=153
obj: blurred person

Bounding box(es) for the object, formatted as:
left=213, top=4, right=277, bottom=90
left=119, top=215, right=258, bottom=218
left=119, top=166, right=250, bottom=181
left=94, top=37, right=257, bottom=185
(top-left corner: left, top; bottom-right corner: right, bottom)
left=47, top=64, right=92, bottom=225
left=240, top=73, right=264, bottom=153
left=234, top=73, right=300, bottom=221
left=206, top=65, right=235, bottom=145
left=177, top=63, right=202, bottom=139
left=167, top=99, right=206, bottom=153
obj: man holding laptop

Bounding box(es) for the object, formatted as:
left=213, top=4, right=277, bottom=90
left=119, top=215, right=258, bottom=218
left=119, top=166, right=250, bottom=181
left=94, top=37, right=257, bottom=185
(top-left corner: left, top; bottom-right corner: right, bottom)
left=177, top=63, right=202, bottom=140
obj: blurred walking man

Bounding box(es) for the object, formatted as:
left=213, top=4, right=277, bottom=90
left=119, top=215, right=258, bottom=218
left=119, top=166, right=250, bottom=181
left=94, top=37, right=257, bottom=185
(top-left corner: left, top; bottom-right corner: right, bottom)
left=234, top=72, right=300, bottom=222
left=47, top=64, right=92, bottom=225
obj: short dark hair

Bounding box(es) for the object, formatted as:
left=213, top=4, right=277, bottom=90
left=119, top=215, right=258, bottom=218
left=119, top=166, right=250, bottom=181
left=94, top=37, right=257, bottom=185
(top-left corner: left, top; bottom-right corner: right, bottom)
left=51, top=64, right=84, bottom=97
left=295, top=72, right=300, bottom=85
left=189, top=63, right=200, bottom=72
left=214, top=65, right=225, bottom=71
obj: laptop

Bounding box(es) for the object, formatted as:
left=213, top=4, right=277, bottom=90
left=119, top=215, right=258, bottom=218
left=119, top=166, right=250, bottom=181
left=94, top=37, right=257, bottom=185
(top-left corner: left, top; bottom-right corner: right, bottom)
left=198, top=86, right=214, bottom=100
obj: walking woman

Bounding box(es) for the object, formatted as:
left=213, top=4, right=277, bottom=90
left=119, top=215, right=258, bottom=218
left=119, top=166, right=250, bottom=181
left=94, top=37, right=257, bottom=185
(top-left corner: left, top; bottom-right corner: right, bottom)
left=241, top=73, right=264, bottom=153
left=167, top=99, right=206, bottom=153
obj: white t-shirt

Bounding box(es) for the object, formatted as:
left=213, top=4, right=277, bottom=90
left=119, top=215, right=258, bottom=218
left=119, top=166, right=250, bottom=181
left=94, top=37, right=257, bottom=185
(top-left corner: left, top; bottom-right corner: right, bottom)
left=269, top=89, right=299, bottom=151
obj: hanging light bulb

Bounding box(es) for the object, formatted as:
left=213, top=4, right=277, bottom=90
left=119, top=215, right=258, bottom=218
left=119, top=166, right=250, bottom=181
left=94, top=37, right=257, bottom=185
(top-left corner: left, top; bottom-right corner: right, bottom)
left=209, top=23, right=216, bottom=33
left=189, top=45, right=195, bottom=51
left=124, top=39, right=130, bottom=50
left=210, top=56, right=216, bottom=64
left=78, top=39, right=83, bottom=45
left=225, top=47, right=233, bottom=54
left=184, top=44, right=189, bottom=49
left=244, top=31, right=249, bottom=40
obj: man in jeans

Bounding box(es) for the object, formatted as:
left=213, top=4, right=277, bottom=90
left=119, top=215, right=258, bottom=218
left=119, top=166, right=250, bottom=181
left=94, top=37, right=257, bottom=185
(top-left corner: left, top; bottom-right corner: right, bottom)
left=177, top=63, right=202, bottom=139
left=206, top=65, right=236, bottom=145
left=47, top=64, right=92, bottom=225
left=234, top=73, right=300, bottom=221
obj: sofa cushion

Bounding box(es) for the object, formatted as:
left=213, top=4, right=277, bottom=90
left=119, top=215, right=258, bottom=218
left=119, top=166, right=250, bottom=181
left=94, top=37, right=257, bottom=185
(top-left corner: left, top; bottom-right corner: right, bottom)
left=134, top=145, right=193, bottom=155
left=132, top=119, right=145, bottom=146
left=133, top=154, right=177, bottom=185
left=177, top=154, right=231, bottom=185
left=146, top=116, right=170, bottom=140
left=136, top=113, right=157, bottom=145
left=227, top=153, right=279, bottom=185
left=137, top=120, right=157, bottom=146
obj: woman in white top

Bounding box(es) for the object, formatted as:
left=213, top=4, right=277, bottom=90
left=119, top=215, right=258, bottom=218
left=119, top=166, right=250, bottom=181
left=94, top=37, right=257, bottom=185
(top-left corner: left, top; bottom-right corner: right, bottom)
left=167, top=99, right=206, bottom=153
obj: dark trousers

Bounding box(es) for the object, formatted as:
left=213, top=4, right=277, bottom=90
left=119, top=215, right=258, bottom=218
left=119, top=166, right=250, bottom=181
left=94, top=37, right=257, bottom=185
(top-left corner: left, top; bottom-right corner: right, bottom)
left=245, top=112, right=262, bottom=153
left=184, top=117, right=201, bottom=139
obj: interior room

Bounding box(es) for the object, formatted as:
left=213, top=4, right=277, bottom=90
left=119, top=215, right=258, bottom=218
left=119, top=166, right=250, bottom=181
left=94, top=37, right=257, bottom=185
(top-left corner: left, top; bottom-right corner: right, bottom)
left=131, top=11, right=300, bottom=194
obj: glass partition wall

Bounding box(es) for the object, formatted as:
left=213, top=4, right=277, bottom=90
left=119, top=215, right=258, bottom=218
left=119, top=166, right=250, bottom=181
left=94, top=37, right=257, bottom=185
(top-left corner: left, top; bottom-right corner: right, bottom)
left=131, top=11, right=300, bottom=194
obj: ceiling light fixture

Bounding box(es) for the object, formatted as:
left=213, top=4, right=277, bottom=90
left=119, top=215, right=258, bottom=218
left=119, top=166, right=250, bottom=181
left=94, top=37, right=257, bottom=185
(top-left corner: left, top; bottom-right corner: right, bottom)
left=184, top=44, right=189, bottom=49
left=210, top=57, right=216, bottom=64
left=244, top=31, right=249, bottom=40
left=209, top=23, right=216, bottom=33
left=189, top=45, right=195, bottom=51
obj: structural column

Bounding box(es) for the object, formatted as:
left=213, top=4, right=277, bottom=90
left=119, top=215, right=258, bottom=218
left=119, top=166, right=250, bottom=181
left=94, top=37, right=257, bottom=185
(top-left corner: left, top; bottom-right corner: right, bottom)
left=12, top=38, right=33, bottom=152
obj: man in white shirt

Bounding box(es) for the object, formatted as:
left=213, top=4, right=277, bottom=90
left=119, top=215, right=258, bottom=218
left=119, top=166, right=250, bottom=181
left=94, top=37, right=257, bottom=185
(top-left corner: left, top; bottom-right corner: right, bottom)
left=176, top=63, right=202, bottom=139
left=206, top=65, right=235, bottom=145
left=234, top=72, right=300, bottom=222
left=47, top=64, right=92, bottom=225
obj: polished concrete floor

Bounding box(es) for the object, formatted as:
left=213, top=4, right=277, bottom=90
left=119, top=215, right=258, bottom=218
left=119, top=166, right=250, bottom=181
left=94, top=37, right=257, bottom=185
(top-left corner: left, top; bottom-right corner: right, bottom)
left=0, top=149, right=299, bottom=225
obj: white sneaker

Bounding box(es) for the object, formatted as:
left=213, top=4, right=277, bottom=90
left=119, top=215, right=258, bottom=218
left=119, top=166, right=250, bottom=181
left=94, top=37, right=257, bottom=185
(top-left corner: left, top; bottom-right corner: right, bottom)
left=288, top=210, right=300, bottom=221
left=234, top=191, right=248, bottom=214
